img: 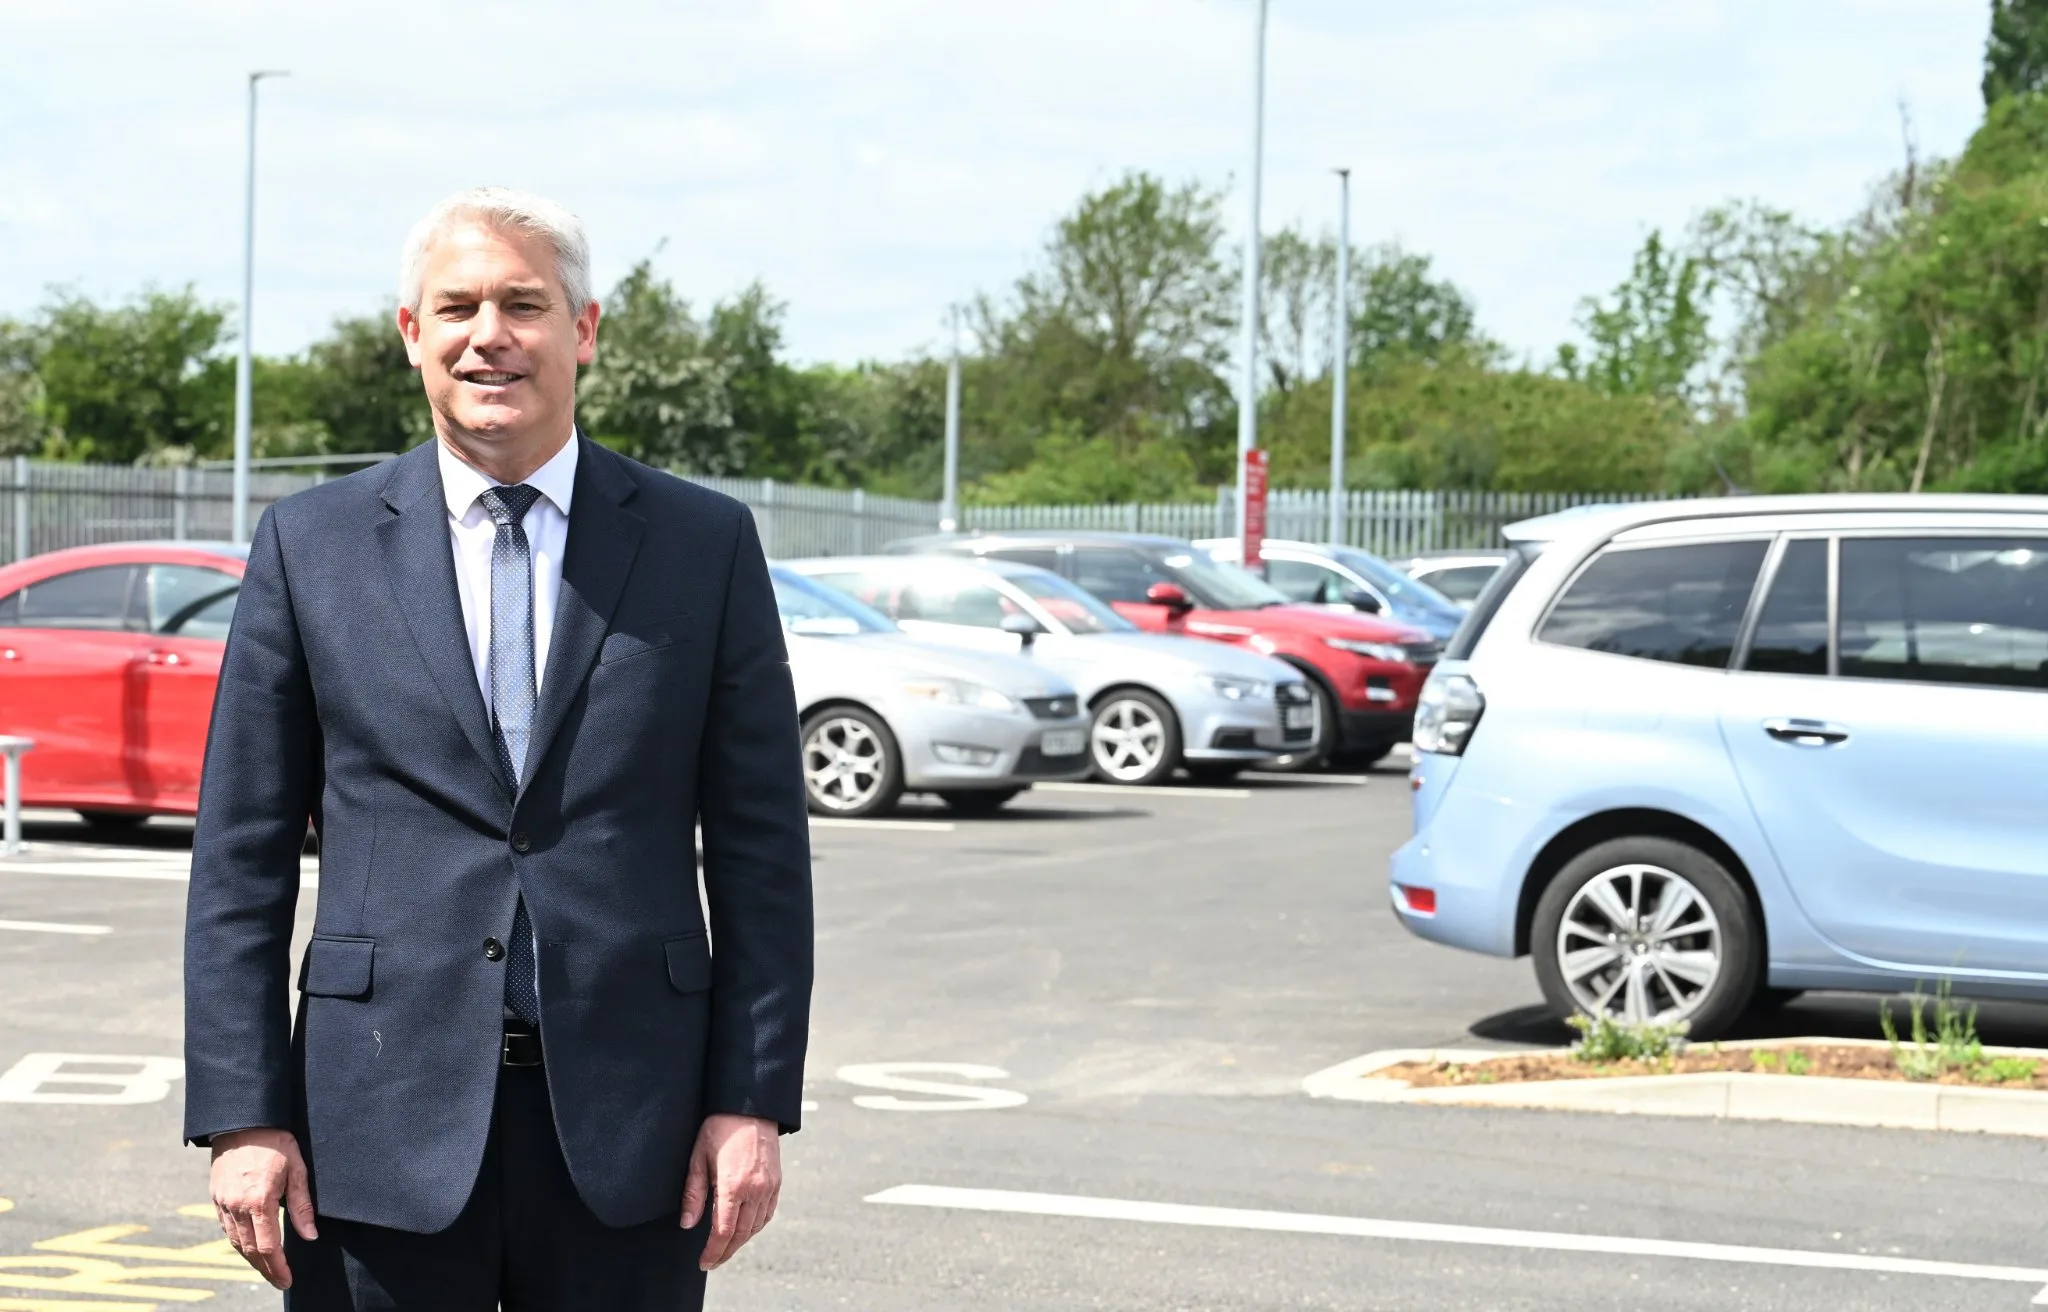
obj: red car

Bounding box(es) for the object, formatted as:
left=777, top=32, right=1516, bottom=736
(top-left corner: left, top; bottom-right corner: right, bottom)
left=0, top=541, right=246, bottom=826
left=887, top=532, right=1439, bottom=765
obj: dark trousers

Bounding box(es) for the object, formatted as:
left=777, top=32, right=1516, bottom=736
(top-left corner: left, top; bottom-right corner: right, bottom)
left=284, top=1063, right=708, bottom=1311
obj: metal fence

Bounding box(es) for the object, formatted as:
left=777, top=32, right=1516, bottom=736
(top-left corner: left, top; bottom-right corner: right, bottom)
left=0, top=458, right=1662, bottom=566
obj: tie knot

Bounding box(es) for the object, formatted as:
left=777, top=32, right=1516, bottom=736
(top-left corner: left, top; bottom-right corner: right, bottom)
left=480, top=483, right=543, bottom=528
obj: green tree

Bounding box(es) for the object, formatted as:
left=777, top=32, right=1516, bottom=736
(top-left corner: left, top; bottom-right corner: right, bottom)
left=0, top=320, right=46, bottom=457
left=300, top=309, right=430, bottom=454
left=1559, top=230, right=1715, bottom=408
left=576, top=260, right=734, bottom=470
left=1986, top=0, right=2048, bottom=104
left=34, top=288, right=233, bottom=462
left=1350, top=245, right=1479, bottom=371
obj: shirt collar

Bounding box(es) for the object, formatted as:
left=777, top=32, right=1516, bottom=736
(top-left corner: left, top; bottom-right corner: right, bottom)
left=437, top=431, right=579, bottom=522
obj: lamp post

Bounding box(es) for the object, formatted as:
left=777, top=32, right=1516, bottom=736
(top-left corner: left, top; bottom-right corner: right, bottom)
left=1234, top=0, right=1268, bottom=556
left=1329, top=167, right=1350, bottom=551
left=941, top=305, right=962, bottom=533
left=232, top=70, right=288, bottom=546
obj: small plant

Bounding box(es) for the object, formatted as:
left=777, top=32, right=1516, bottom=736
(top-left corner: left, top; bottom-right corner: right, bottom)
left=1975, top=1056, right=2038, bottom=1085
left=1880, top=981, right=1983, bottom=1081
left=1751, top=1050, right=1779, bottom=1071
left=1567, top=1013, right=1688, bottom=1064
left=1782, top=1049, right=1812, bottom=1076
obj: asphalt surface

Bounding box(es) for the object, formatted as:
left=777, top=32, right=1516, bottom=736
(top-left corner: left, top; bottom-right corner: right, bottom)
left=3, top=763, right=2047, bottom=1310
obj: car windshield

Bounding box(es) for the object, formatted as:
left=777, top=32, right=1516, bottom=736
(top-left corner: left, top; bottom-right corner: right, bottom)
left=1002, top=569, right=1134, bottom=634
left=1162, top=549, right=1288, bottom=610
left=771, top=571, right=895, bottom=633
left=1332, top=548, right=1462, bottom=614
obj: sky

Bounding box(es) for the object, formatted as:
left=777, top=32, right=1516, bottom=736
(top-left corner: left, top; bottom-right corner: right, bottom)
left=0, top=0, right=1992, bottom=372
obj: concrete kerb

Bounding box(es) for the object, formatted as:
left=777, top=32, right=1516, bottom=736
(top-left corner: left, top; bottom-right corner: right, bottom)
left=1302, top=1038, right=2048, bottom=1138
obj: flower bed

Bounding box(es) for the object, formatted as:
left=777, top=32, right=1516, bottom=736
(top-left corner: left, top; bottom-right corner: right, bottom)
left=1382, top=1043, right=2047, bottom=1091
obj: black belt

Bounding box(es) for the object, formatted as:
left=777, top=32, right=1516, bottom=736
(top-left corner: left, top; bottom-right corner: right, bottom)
left=501, top=1024, right=543, bottom=1068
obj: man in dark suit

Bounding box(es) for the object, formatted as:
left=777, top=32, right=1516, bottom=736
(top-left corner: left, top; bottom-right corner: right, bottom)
left=183, top=186, right=813, bottom=1310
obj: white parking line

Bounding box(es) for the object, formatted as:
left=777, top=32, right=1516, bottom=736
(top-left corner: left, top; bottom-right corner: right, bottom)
left=1034, top=783, right=1251, bottom=800
left=0, top=918, right=112, bottom=936
left=1240, top=772, right=1372, bottom=785
left=867, top=1186, right=2048, bottom=1298
left=810, top=818, right=958, bottom=833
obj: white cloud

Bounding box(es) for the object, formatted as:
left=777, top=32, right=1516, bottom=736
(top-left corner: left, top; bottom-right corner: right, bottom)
left=0, top=0, right=1988, bottom=369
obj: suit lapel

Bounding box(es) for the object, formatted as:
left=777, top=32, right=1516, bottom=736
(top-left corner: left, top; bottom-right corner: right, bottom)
left=375, top=442, right=513, bottom=799
left=522, top=436, right=644, bottom=801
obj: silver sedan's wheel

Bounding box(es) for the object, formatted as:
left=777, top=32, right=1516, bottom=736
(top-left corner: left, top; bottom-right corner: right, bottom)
left=1088, top=689, right=1181, bottom=786
left=800, top=707, right=903, bottom=818
left=1555, top=864, right=1721, bottom=1024
left=1532, top=836, right=1761, bottom=1040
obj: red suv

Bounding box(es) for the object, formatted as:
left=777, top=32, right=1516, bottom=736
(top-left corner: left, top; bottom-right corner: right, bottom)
left=887, top=532, right=1439, bottom=766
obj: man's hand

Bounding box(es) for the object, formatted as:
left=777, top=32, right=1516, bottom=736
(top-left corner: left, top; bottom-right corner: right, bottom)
left=209, top=1127, right=318, bottom=1290
left=679, top=1113, right=781, bottom=1271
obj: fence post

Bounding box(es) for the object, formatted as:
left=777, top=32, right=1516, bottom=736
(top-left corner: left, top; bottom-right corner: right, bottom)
left=758, top=478, right=778, bottom=559
left=1215, top=485, right=1232, bottom=538
left=1125, top=502, right=1140, bottom=533
left=852, top=488, right=866, bottom=554
left=11, top=457, right=26, bottom=564
left=173, top=466, right=189, bottom=541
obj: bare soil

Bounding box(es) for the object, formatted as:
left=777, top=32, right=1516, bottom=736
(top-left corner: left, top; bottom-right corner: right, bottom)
left=1383, top=1045, right=2048, bottom=1090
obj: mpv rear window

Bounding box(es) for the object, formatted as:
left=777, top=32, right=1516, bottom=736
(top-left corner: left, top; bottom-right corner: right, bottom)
left=1443, top=543, right=1541, bottom=661
left=1539, top=540, right=1767, bottom=669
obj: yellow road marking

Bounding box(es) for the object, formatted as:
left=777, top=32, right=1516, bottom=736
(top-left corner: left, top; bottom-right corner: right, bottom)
left=0, top=1215, right=267, bottom=1309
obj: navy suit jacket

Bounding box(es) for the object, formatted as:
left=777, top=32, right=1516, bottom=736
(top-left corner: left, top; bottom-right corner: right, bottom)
left=182, top=436, right=814, bottom=1233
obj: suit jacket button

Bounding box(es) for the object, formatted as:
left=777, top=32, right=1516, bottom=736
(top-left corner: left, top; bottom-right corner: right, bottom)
left=483, top=937, right=505, bottom=961
left=510, top=833, right=532, bottom=853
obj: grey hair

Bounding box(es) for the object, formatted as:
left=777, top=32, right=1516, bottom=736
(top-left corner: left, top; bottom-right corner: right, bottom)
left=398, top=186, right=594, bottom=314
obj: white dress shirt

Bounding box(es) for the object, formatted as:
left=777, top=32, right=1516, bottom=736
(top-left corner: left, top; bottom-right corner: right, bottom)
left=437, top=435, right=578, bottom=711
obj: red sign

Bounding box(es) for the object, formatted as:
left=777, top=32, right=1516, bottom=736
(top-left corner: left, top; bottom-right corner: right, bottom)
left=1242, top=448, right=1269, bottom=571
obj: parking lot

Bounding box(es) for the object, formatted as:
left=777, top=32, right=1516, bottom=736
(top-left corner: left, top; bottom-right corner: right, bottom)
left=4, top=764, right=2048, bottom=1311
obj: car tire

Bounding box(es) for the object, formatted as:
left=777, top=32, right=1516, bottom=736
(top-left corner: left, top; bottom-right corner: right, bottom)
left=800, top=706, right=904, bottom=819
left=1088, top=688, right=1182, bottom=787
left=1256, top=674, right=1335, bottom=774
left=1531, top=836, right=1760, bottom=1042
left=1183, top=763, right=1244, bottom=786
left=1749, top=986, right=1806, bottom=1012
left=937, top=788, right=1023, bottom=816
left=78, top=810, right=148, bottom=832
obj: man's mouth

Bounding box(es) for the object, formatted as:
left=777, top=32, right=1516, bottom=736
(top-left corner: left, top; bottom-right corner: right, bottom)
left=457, top=369, right=523, bottom=387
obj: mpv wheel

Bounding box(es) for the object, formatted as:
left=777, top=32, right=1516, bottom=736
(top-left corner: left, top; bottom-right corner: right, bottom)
left=801, top=706, right=904, bottom=818
left=1532, top=837, right=1759, bottom=1041
left=1089, top=689, right=1181, bottom=786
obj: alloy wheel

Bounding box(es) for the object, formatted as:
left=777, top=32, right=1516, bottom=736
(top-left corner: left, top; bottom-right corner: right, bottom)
left=803, top=715, right=887, bottom=813
left=1091, top=698, right=1167, bottom=782
left=1555, top=862, right=1723, bottom=1025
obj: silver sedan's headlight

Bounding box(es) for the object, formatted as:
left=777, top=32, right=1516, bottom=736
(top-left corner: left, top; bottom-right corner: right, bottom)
left=1323, top=637, right=1408, bottom=662
left=900, top=678, right=1020, bottom=713
left=1198, top=674, right=1271, bottom=701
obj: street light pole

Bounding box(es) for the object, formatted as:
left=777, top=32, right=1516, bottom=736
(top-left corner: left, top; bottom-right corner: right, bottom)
left=1234, top=0, right=1268, bottom=549
left=1329, top=167, right=1350, bottom=551
left=941, top=305, right=962, bottom=533
left=233, top=70, right=287, bottom=546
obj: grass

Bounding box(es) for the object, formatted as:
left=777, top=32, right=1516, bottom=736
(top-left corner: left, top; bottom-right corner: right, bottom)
left=1566, top=1013, right=1687, bottom=1064
left=1880, top=981, right=1983, bottom=1081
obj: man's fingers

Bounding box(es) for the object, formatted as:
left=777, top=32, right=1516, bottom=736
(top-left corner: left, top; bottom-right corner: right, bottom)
left=679, top=1144, right=711, bottom=1230
left=284, top=1160, right=320, bottom=1242
left=246, top=1205, right=293, bottom=1289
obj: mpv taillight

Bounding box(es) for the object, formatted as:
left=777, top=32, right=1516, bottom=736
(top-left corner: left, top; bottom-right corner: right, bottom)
left=1412, top=671, right=1484, bottom=756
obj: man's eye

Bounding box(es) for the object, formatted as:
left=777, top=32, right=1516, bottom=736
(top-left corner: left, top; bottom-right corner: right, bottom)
left=440, top=305, right=476, bottom=320
left=511, top=302, right=543, bottom=314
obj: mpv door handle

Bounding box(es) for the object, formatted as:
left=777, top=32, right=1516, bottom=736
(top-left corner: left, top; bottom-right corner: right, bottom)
left=1762, top=717, right=1849, bottom=747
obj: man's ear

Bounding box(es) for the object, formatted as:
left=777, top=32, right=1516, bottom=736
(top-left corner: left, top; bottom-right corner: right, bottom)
left=396, top=305, right=424, bottom=368
left=575, top=301, right=601, bottom=367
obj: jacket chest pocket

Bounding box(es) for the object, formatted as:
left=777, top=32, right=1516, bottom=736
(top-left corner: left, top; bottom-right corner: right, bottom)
left=600, top=612, right=690, bottom=666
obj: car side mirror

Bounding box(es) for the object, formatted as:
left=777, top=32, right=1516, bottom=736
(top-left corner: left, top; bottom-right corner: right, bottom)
left=1000, top=612, right=1044, bottom=649
left=1145, top=582, right=1193, bottom=612
left=1341, top=587, right=1383, bottom=614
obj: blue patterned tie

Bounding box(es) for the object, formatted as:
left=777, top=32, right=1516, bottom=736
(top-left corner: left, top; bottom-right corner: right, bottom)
left=481, top=483, right=543, bottom=1026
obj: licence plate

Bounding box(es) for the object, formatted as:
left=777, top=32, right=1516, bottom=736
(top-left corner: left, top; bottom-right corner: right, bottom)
left=1039, top=729, right=1086, bottom=757
left=1283, top=705, right=1316, bottom=731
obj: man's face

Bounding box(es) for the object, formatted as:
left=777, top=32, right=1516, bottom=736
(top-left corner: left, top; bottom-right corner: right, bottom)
left=397, top=220, right=598, bottom=453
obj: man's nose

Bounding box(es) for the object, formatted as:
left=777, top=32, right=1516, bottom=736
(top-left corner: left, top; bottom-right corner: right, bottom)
left=469, top=302, right=514, bottom=350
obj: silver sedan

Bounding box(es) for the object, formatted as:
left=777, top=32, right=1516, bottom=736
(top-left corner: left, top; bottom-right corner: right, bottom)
left=783, top=556, right=1317, bottom=786
left=772, top=569, right=1091, bottom=817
